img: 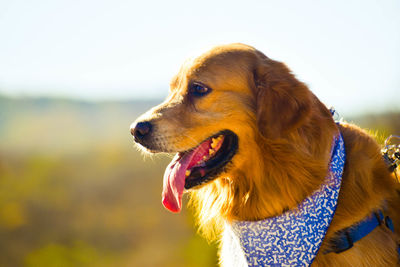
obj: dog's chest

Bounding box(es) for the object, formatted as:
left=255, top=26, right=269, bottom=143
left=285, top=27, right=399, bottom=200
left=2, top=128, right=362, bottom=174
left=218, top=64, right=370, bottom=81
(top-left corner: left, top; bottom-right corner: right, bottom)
left=220, top=134, right=345, bottom=267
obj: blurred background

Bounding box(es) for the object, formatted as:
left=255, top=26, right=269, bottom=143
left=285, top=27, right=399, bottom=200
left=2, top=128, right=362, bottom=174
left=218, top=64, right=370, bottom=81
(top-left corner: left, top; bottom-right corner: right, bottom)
left=0, top=0, right=399, bottom=266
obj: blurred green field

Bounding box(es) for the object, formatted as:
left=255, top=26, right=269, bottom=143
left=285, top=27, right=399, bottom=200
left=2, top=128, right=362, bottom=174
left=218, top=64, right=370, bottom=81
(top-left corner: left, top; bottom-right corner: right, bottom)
left=0, top=95, right=398, bottom=266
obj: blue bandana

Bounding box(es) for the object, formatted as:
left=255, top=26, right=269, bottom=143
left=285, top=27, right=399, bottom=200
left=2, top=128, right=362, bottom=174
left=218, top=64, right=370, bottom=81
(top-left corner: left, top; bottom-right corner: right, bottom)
left=225, top=134, right=346, bottom=267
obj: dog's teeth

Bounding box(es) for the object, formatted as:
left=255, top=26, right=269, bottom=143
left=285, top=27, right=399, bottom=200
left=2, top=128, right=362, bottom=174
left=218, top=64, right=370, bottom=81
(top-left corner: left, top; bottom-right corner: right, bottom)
left=210, top=135, right=223, bottom=150
left=185, top=170, right=191, bottom=177
left=211, top=138, right=218, bottom=148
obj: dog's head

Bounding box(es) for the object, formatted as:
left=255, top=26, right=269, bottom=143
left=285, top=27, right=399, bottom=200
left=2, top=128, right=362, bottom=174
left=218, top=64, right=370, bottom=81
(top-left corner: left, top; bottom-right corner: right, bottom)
left=131, top=43, right=314, bottom=213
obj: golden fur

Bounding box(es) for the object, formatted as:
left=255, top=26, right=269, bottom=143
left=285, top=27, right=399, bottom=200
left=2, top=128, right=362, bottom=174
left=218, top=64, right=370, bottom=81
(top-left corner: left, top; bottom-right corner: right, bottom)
left=134, top=43, right=400, bottom=266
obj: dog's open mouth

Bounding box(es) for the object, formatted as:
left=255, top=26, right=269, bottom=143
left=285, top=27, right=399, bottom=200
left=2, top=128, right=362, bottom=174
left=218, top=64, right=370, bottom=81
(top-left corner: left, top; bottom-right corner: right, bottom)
left=162, top=130, right=238, bottom=212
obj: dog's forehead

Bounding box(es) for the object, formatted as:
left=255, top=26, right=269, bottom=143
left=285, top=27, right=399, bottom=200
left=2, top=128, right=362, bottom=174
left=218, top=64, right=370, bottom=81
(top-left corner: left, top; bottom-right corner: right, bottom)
left=193, top=44, right=258, bottom=71
left=170, top=44, right=260, bottom=91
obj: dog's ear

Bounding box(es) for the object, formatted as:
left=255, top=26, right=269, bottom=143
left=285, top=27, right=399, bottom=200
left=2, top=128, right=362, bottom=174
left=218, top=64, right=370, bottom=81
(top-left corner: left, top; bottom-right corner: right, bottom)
left=253, top=55, right=312, bottom=139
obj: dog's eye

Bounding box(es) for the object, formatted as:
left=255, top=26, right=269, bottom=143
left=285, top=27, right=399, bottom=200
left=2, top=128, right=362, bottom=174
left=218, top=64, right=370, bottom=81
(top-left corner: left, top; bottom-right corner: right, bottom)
left=190, top=83, right=211, bottom=97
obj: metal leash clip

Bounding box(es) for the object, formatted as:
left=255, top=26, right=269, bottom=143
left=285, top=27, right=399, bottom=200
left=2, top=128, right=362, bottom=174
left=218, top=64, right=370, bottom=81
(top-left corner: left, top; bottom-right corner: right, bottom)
left=382, top=135, right=400, bottom=182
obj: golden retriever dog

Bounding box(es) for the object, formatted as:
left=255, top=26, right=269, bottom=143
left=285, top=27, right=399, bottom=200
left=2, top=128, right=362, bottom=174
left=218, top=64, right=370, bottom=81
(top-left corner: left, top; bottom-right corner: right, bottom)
left=131, top=43, right=400, bottom=266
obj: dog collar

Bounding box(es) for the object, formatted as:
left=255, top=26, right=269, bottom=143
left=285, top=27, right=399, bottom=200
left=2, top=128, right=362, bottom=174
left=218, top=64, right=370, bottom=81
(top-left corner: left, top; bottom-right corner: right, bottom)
left=227, top=133, right=346, bottom=267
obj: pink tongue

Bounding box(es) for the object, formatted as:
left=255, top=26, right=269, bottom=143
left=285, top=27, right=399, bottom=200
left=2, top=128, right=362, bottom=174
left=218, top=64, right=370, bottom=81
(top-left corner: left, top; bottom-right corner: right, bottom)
left=162, top=140, right=211, bottom=212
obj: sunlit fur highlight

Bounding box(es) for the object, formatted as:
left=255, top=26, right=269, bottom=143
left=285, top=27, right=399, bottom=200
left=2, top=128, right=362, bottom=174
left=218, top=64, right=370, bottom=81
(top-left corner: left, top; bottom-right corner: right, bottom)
left=134, top=43, right=400, bottom=266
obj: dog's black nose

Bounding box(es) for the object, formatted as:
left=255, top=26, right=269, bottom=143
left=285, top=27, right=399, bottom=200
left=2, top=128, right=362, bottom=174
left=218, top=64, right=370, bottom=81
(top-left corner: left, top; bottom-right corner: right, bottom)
left=131, top=121, right=152, bottom=141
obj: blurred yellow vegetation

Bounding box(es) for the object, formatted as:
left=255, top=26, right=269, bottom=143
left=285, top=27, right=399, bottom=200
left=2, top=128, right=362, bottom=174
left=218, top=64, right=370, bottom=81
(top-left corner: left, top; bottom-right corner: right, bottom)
left=0, top=202, right=26, bottom=229
left=25, top=242, right=106, bottom=267
left=0, top=97, right=218, bottom=267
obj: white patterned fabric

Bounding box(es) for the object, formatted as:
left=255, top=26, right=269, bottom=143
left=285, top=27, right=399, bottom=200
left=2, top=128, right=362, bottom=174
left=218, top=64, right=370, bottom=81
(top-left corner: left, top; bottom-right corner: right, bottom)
left=225, top=134, right=346, bottom=267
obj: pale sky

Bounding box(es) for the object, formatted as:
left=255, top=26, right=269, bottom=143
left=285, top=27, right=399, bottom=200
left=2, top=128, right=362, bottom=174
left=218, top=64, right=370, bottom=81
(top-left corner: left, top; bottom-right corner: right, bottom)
left=0, top=0, right=399, bottom=114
